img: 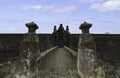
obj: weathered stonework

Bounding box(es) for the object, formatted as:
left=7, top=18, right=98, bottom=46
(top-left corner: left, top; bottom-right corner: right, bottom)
left=77, top=22, right=105, bottom=78
left=0, top=22, right=120, bottom=78
left=4, top=22, right=41, bottom=78
left=52, top=24, right=70, bottom=47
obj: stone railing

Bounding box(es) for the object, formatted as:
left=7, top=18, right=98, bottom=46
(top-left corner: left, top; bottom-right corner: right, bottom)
left=64, top=46, right=78, bottom=57
left=36, top=46, right=57, bottom=62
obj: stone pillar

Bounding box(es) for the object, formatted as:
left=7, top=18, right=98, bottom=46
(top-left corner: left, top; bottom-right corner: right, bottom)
left=7, top=22, right=40, bottom=78
left=53, top=25, right=57, bottom=33
left=65, top=26, right=70, bottom=47
left=66, top=26, right=69, bottom=33
left=23, top=22, right=39, bottom=43
left=19, top=22, right=40, bottom=76
left=77, top=22, right=105, bottom=78
left=21, top=22, right=40, bottom=56
left=52, top=26, right=57, bottom=46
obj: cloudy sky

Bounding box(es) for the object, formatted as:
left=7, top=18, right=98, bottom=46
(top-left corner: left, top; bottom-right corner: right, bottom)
left=0, top=0, right=120, bottom=34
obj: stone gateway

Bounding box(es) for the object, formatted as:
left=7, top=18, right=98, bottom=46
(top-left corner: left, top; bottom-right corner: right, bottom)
left=0, top=22, right=120, bottom=78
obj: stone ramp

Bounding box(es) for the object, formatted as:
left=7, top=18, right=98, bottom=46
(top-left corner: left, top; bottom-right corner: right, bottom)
left=39, top=48, right=80, bottom=78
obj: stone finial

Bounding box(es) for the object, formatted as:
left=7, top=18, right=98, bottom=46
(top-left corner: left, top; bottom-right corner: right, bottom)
left=53, top=25, right=57, bottom=32
left=58, top=24, right=64, bottom=31
left=66, top=26, right=69, bottom=33
left=60, top=24, right=63, bottom=27
left=79, top=21, right=92, bottom=34
left=26, top=22, right=38, bottom=33
left=66, top=26, right=69, bottom=31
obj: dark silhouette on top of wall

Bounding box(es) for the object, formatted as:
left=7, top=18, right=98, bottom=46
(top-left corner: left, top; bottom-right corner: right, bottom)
left=52, top=24, right=70, bottom=47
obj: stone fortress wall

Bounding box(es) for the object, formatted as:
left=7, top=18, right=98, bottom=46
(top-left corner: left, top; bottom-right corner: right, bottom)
left=0, top=34, right=120, bottom=65
left=0, top=34, right=53, bottom=63
left=70, top=34, right=120, bottom=65
left=0, top=22, right=120, bottom=78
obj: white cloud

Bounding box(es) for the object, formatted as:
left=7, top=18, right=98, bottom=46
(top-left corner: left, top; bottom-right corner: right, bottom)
left=21, top=4, right=77, bottom=13
left=22, top=5, right=43, bottom=10
left=54, top=5, right=77, bottom=13
left=21, top=5, right=55, bottom=11
left=44, top=6, right=55, bottom=10
left=79, top=0, right=104, bottom=3
left=90, top=0, right=120, bottom=11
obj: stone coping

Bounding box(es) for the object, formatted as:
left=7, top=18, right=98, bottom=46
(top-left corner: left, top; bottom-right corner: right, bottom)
left=36, top=46, right=57, bottom=61
left=64, top=46, right=78, bottom=57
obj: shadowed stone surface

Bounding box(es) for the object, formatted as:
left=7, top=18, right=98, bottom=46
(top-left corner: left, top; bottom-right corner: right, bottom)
left=39, top=48, right=79, bottom=78
left=0, top=23, right=120, bottom=78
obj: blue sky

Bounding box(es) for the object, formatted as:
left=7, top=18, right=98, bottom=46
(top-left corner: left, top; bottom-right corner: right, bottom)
left=0, top=0, right=120, bottom=34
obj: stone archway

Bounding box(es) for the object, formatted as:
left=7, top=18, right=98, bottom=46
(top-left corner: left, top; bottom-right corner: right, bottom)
left=57, top=37, right=65, bottom=47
